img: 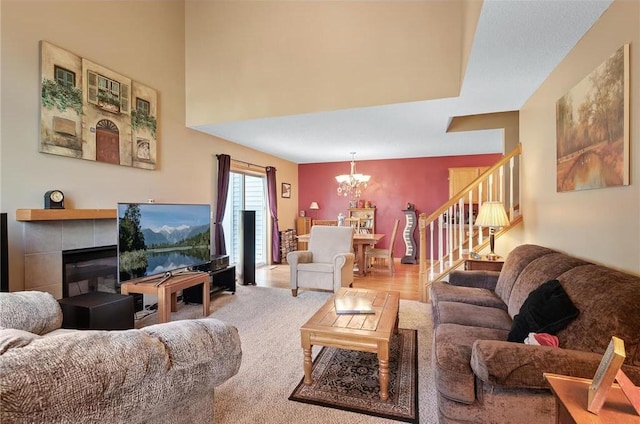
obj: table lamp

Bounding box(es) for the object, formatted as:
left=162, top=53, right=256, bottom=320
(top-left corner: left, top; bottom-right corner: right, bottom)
left=474, top=201, right=509, bottom=260
left=309, top=201, right=319, bottom=219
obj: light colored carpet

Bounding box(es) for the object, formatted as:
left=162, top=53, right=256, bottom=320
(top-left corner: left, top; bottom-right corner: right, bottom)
left=137, top=285, right=437, bottom=423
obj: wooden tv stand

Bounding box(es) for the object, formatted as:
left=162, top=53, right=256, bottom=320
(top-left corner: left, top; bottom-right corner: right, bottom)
left=121, top=272, right=209, bottom=323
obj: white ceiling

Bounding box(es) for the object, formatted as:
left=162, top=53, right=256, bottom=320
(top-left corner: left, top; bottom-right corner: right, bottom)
left=194, top=0, right=612, bottom=164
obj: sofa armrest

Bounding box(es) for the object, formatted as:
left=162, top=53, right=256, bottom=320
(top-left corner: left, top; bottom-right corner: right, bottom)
left=471, top=339, right=604, bottom=389
left=0, top=291, right=62, bottom=335
left=448, top=270, right=500, bottom=290
left=0, top=318, right=242, bottom=423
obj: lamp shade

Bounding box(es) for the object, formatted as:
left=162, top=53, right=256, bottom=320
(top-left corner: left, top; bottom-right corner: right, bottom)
left=309, top=202, right=320, bottom=210
left=475, top=202, right=509, bottom=228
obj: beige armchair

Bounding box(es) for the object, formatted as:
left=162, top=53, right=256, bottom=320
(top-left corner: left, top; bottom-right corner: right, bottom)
left=287, top=226, right=355, bottom=297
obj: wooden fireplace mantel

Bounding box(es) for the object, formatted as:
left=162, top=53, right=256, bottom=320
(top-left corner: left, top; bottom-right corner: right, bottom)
left=16, top=209, right=116, bottom=221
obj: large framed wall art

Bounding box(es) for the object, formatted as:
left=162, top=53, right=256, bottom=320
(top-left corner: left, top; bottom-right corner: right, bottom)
left=556, top=44, right=629, bottom=192
left=40, top=41, right=158, bottom=170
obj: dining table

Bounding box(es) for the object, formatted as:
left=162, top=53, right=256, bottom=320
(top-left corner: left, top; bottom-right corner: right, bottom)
left=297, top=232, right=385, bottom=277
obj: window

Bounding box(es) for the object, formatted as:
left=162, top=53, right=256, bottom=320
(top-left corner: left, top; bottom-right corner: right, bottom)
left=55, top=66, right=75, bottom=88
left=222, top=172, right=267, bottom=267
left=86, top=71, right=130, bottom=113
left=136, top=98, right=150, bottom=115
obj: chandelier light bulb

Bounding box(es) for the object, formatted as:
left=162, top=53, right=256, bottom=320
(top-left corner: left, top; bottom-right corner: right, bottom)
left=335, top=152, right=370, bottom=199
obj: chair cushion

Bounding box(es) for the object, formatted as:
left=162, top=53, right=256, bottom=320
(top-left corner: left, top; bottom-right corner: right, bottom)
left=308, top=226, right=353, bottom=263
left=297, top=262, right=335, bottom=273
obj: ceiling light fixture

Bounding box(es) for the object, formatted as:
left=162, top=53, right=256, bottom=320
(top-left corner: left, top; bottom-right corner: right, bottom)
left=335, top=152, right=370, bottom=199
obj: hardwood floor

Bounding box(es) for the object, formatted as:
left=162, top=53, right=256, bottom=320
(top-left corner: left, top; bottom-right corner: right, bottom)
left=254, top=259, right=422, bottom=301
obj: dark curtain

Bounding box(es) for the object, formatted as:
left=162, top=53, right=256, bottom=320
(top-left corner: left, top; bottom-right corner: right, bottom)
left=214, top=154, right=231, bottom=255
left=266, top=166, right=281, bottom=264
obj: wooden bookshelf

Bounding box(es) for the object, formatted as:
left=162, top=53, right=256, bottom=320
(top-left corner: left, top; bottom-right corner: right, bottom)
left=16, top=209, right=116, bottom=221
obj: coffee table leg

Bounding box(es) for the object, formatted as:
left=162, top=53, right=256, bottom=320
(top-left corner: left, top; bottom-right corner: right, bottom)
left=379, top=342, right=390, bottom=401
left=303, top=347, right=313, bottom=384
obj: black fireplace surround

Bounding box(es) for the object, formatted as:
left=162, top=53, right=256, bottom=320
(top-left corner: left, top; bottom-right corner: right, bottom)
left=62, top=245, right=142, bottom=311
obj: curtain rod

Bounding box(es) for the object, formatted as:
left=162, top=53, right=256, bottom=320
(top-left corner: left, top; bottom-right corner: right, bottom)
left=230, top=158, right=266, bottom=169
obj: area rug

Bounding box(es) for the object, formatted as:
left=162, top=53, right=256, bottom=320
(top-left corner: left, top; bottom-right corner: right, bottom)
left=288, top=328, right=418, bottom=423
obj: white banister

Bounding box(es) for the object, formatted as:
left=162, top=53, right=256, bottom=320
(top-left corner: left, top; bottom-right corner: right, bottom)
left=418, top=145, right=522, bottom=297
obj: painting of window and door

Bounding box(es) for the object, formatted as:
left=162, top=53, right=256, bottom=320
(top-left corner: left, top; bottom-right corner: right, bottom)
left=39, top=41, right=158, bottom=170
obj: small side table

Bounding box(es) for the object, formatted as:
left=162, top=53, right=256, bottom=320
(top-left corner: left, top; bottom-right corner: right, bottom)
left=464, top=256, right=504, bottom=272
left=58, top=291, right=134, bottom=330
left=544, top=373, right=639, bottom=424
left=121, top=272, right=209, bottom=324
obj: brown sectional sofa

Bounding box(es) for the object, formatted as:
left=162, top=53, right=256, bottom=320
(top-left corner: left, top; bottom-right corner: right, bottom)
left=430, top=244, right=640, bottom=424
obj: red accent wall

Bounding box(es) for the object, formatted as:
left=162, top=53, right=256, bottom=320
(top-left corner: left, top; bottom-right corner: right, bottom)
left=297, top=154, right=502, bottom=257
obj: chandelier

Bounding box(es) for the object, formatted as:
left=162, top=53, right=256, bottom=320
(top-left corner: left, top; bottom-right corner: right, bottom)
left=335, top=152, right=370, bottom=198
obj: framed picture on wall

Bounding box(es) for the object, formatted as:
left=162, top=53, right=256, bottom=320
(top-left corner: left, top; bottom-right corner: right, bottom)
left=556, top=44, right=629, bottom=192
left=281, top=183, right=291, bottom=198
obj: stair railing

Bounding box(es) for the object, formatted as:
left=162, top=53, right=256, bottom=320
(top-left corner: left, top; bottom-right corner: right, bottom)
left=418, top=144, right=522, bottom=302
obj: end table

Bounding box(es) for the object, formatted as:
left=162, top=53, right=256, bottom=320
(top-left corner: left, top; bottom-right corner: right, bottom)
left=464, top=255, right=504, bottom=272
left=544, top=373, right=639, bottom=424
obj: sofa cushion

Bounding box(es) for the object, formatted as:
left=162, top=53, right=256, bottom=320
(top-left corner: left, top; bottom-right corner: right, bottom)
left=0, top=291, right=62, bottom=335
left=0, top=328, right=41, bottom=354
left=494, top=245, right=558, bottom=304
left=507, top=253, right=590, bottom=318
left=559, top=264, right=640, bottom=366
left=435, top=301, right=512, bottom=331
left=434, top=323, right=509, bottom=404
left=430, top=281, right=506, bottom=311
left=507, top=280, right=579, bottom=343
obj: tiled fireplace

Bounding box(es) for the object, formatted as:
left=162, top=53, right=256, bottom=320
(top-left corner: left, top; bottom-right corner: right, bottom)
left=23, top=219, right=116, bottom=299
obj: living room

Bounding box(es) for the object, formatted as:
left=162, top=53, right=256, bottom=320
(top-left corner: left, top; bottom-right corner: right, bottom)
left=1, top=1, right=639, bottom=423
left=1, top=0, right=637, bottom=292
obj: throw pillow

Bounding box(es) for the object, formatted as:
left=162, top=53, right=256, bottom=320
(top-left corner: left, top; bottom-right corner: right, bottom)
left=507, top=279, right=579, bottom=343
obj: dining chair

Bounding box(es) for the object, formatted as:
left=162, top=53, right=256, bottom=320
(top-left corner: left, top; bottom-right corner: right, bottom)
left=365, top=219, right=400, bottom=274
left=344, top=217, right=362, bottom=233
left=312, top=219, right=338, bottom=226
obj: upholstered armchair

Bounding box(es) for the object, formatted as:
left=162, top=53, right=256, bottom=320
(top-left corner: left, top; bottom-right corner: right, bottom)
left=287, top=225, right=355, bottom=297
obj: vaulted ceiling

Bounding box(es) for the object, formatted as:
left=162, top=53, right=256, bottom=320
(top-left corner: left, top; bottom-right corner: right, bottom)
left=184, top=0, right=612, bottom=164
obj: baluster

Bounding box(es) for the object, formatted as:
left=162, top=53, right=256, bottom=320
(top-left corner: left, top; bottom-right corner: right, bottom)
left=458, top=198, right=464, bottom=260
left=429, top=220, right=434, bottom=282
left=468, top=190, right=473, bottom=254
left=499, top=165, right=505, bottom=203
left=438, top=214, right=444, bottom=274
left=509, top=156, right=515, bottom=220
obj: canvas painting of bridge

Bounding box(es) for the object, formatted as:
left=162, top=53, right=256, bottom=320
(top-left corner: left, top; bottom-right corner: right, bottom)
left=555, top=44, right=629, bottom=192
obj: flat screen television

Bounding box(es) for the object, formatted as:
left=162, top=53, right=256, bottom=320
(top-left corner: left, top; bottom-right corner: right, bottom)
left=117, top=203, right=211, bottom=284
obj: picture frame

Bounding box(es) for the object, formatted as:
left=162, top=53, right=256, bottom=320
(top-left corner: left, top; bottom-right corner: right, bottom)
left=556, top=44, right=629, bottom=192
left=281, top=182, right=291, bottom=198
left=588, top=336, right=625, bottom=413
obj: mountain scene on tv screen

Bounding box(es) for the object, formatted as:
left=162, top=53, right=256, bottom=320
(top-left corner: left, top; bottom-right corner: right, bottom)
left=118, top=204, right=210, bottom=281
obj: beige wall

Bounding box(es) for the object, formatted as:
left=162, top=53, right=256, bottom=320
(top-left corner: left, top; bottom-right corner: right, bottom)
left=520, top=0, right=639, bottom=274
left=185, top=1, right=469, bottom=126
left=0, top=0, right=299, bottom=291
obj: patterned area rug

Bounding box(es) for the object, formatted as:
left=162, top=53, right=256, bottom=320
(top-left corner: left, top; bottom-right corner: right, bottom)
left=288, top=328, right=418, bottom=423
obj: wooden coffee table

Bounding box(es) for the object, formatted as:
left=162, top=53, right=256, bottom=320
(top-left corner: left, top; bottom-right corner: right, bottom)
left=300, top=288, right=400, bottom=400
left=121, top=272, right=210, bottom=324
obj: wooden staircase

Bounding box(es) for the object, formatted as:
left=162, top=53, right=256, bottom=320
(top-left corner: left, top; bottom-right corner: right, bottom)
left=418, top=145, right=523, bottom=302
